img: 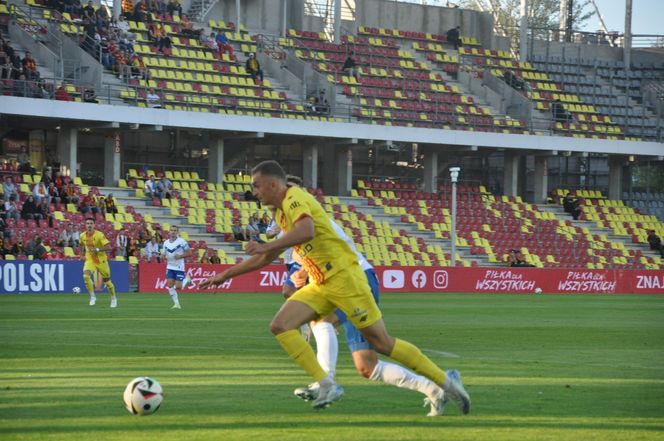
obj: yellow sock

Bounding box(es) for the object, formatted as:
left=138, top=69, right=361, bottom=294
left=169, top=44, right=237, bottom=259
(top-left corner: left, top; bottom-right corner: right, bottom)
left=83, top=273, right=94, bottom=294
left=390, top=338, right=446, bottom=386
left=275, top=329, right=328, bottom=383
left=105, top=280, right=116, bottom=298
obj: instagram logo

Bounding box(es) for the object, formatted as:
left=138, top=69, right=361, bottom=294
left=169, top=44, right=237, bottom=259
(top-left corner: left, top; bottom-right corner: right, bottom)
left=433, top=270, right=449, bottom=289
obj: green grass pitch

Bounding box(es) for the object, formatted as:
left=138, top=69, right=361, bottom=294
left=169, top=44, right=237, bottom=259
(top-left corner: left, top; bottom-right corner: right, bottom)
left=1, top=292, right=663, bottom=441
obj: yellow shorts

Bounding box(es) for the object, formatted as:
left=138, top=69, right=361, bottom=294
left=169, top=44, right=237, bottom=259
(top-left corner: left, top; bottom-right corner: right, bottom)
left=290, top=262, right=382, bottom=329
left=83, top=260, right=111, bottom=279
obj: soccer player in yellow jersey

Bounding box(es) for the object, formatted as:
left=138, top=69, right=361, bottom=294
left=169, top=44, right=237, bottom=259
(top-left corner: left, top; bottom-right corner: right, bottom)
left=80, top=218, right=118, bottom=308
left=200, top=161, right=470, bottom=412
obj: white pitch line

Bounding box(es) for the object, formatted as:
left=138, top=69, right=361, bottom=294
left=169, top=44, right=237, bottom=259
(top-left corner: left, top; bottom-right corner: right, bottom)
left=423, top=349, right=460, bottom=358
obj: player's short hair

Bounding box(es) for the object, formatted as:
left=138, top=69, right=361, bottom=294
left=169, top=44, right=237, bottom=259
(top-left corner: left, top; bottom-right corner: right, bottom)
left=286, top=175, right=303, bottom=186
left=251, top=160, right=286, bottom=183
left=85, top=217, right=95, bottom=223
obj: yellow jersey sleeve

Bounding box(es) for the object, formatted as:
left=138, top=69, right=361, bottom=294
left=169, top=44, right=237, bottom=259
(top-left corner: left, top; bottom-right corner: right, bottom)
left=277, top=187, right=357, bottom=284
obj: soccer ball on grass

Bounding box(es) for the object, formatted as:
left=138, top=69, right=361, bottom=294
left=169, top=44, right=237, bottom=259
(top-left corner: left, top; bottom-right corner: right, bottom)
left=534, top=287, right=543, bottom=294
left=123, top=377, right=164, bottom=415
left=72, top=287, right=81, bottom=294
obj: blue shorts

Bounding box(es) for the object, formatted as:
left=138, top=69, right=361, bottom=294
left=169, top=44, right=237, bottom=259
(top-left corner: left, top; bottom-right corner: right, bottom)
left=166, top=269, right=185, bottom=282
left=283, top=262, right=302, bottom=289
left=336, top=269, right=380, bottom=353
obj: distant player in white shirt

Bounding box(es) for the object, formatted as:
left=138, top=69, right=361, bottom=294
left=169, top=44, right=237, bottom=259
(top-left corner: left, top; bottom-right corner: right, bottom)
left=161, top=225, right=192, bottom=309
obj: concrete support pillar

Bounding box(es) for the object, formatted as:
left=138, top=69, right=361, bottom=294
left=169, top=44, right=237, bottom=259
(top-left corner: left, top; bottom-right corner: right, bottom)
left=208, top=138, right=225, bottom=184
left=333, top=0, right=342, bottom=44
left=533, top=156, right=548, bottom=204
left=103, top=132, right=121, bottom=187
left=236, top=0, right=241, bottom=32
left=335, top=146, right=352, bottom=196
left=112, top=0, right=121, bottom=20
left=502, top=151, right=519, bottom=197
left=423, top=149, right=438, bottom=193
left=302, top=143, right=318, bottom=189
left=57, top=128, right=77, bottom=178
left=608, top=156, right=624, bottom=201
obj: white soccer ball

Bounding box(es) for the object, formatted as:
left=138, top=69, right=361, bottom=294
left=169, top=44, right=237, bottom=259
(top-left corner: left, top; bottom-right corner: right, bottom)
left=534, top=287, right=543, bottom=294
left=72, top=287, right=81, bottom=294
left=123, top=377, right=164, bottom=416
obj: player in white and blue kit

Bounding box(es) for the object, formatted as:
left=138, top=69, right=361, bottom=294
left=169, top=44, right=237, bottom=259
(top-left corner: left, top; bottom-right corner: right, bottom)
left=161, top=225, right=192, bottom=309
left=266, top=218, right=301, bottom=299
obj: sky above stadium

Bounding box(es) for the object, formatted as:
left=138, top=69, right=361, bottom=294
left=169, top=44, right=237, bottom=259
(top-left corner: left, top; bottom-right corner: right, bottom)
left=583, top=0, right=659, bottom=35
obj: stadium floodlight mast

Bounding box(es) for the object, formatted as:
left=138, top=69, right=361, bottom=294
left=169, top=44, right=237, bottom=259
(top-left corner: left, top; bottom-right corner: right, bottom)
left=449, top=167, right=460, bottom=268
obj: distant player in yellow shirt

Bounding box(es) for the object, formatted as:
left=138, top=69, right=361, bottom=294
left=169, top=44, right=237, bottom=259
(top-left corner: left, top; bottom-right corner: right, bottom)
left=200, top=161, right=470, bottom=413
left=80, top=218, right=118, bottom=308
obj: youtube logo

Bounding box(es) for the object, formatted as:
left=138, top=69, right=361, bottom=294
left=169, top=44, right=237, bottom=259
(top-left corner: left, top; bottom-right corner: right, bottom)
left=383, top=270, right=405, bottom=289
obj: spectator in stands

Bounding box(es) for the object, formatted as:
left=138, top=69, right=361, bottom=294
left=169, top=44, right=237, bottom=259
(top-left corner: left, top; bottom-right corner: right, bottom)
left=3, top=177, right=17, bottom=201
left=132, top=0, right=145, bottom=21
left=22, top=51, right=39, bottom=81
left=215, top=31, right=234, bottom=59
left=3, top=195, right=20, bottom=221
left=209, top=252, right=221, bottom=264
left=33, top=181, right=48, bottom=204
left=503, top=70, right=525, bottom=91
left=21, top=195, right=42, bottom=220
left=245, top=213, right=264, bottom=242
left=245, top=53, right=263, bottom=82
left=180, top=15, right=203, bottom=39
left=37, top=198, right=52, bottom=226
left=342, top=51, right=358, bottom=79
left=144, top=175, right=159, bottom=199
left=232, top=220, right=247, bottom=241
left=244, top=189, right=260, bottom=207
left=167, top=0, right=182, bottom=17
left=206, top=32, right=220, bottom=53
left=146, top=87, right=162, bottom=108
left=58, top=223, right=80, bottom=248
left=259, top=212, right=270, bottom=233
left=552, top=99, right=571, bottom=123
left=143, top=236, right=161, bottom=262
left=116, top=15, right=132, bottom=39
left=305, top=95, right=317, bottom=115
left=9, top=53, right=21, bottom=80
left=647, top=230, right=664, bottom=258
left=104, top=193, right=118, bottom=214
left=53, top=171, right=65, bottom=193
left=152, top=225, right=164, bottom=244
left=563, top=192, right=582, bottom=220
left=137, top=222, right=151, bottom=248
left=446, top=25, right=461, bottom=50
left=1, top=237, right=12, bottom=257
left=158, top=33, right=172, bottom=56
left=131, top=54, right=148, bottom=80
left=78, top=193, right=99, bottom=215
left=315, top=90, right=329, bottom=115
left=157, top=176, right=173, bottom=199
left=35, top=80, right=51, bottom=99
left=0, top=47, right=11, bottom=80
left=155, top=0, right=167, bottom=13
left=115, top=229, right=129, bottom=258
left=31, top=237, right=48, bottom=260
left=82, top=1, right=95, bottom=21
left=47, top=183, right=60, bottom=205
left=83, top=87, right=99, bottom=103
left=13, top=73, right=30, bottom=97
left=11, top=239, right=25, bottom=257
left=55, top=83, right=72, bottom=101
left=63, top=182, right=79, bottom=205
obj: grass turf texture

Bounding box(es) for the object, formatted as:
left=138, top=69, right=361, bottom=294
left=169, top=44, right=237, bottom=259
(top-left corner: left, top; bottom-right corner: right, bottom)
left=1, top=292, right=663, bottom=441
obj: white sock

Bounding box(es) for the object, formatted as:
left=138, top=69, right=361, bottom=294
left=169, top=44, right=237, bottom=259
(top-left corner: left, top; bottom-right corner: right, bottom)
left=370, top=360, right=440, bottom=400
left=168, top=287, right=180, bottom=306
left=312, top=321, right=338, bottom=380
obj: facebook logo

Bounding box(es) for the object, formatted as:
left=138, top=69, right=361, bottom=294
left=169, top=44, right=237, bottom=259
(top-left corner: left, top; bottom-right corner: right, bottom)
left=383, top=270, right=405, bottom=289
left=411, top=270, right=427, bottom=289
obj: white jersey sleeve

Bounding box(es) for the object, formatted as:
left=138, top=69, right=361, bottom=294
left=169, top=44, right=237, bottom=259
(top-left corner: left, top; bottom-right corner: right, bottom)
left=329, top=218, right=373, bottom=271
left=163, top=237, right=189, bottom=271
left=275, top=231, right=295, bottom=265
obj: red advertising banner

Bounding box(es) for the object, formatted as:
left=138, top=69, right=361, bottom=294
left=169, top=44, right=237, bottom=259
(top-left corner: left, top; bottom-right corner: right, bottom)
left=138, top=264, right=664, bottom=294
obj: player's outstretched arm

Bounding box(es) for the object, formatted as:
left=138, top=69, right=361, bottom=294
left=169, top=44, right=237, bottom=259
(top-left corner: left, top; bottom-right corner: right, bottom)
left=199, top=248, right=281, bottom=288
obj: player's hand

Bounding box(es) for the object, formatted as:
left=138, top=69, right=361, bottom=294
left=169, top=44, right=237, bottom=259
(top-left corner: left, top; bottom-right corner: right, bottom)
left=174, top=252, right=183, bottom=259
left=246, top=241, right=268, bottom=255
left=199, top=271, right=228, bottom=289
left=290, top=268, right=308, bottom=289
